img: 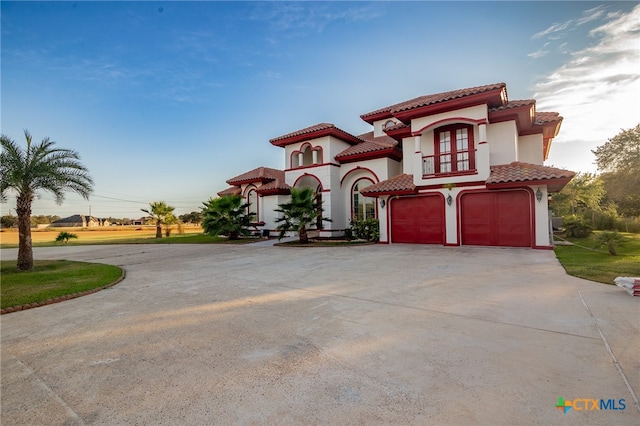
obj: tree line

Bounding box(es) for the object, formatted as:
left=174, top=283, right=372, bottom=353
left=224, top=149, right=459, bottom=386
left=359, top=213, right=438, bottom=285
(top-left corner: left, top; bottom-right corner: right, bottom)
left=551, top=124, right=640, bottom=234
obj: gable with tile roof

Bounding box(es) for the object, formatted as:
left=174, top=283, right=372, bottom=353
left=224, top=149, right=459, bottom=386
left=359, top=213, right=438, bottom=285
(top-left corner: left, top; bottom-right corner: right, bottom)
left=218, top=82, right=574, bottom=248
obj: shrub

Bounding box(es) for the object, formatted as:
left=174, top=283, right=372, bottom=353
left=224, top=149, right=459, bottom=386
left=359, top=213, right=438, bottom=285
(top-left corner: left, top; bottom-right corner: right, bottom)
left=350, top=218, right=379, bottom=242
left=594, top=231, right=627, bottom=256
left=563, top=215, right=592, bottom=238
left=55, top=232, right=78, bottom=244
left=343, top=228, right=354, bottom=241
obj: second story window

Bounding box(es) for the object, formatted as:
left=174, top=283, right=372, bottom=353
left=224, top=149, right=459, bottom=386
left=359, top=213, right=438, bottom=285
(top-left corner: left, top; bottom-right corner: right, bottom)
left=435, top=124, right=475, bottom=174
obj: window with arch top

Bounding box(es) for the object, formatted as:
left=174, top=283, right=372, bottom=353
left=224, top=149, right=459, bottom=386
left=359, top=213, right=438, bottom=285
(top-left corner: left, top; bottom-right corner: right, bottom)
left=247, top=188, right=258, bottom=221
left=352, top=179, right=376, bottom=221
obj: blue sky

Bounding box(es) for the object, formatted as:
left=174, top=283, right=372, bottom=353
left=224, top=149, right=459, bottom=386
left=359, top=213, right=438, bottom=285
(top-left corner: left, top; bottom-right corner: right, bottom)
left=2, top=1, right=639, bottom=219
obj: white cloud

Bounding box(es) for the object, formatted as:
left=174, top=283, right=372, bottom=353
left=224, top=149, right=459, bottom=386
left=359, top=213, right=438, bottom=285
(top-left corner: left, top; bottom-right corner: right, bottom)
left=576, top=5, right=606, bottom=26
left=250, top=2, right=384, bottom=35
left=531, top=20, right=573, bottom=40
left=527, top=49, right=548, bottom=59
left=535, top=5, right=640, bottom=172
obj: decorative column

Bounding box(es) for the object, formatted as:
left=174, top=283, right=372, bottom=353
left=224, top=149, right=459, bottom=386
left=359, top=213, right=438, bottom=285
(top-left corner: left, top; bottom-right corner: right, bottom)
left=298, top=152, right=304, bottom=167
left=312, top=149, right=318, bottom=165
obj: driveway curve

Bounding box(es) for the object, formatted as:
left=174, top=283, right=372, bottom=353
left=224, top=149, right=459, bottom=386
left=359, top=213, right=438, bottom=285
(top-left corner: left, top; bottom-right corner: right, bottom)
left=1, top=244, right=638, bottom=425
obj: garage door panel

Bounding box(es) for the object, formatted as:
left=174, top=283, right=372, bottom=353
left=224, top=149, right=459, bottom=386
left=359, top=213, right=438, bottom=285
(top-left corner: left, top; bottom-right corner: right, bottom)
left=461, top=191, right=531, bottom=247
left=391, top=196, right=444, bottom=244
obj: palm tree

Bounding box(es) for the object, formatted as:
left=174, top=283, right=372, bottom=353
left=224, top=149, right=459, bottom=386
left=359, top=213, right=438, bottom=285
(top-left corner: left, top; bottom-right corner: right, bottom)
left=594, top=231, right=627, bottom=256
left=141, top=201, right=176, bottom=238
left=1, top=130, right=93, bottom=271
left=275, top=187, right=330, bottom=243
left=201, top=195, right=254, bottom=240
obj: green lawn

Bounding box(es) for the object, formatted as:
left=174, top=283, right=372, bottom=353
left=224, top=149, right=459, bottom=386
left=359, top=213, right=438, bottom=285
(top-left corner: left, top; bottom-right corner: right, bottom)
left=1, top=260, right=123, bottom=309
left=554, top=232, right=640, bottom=284
left=1, top=233, right=260, bottom=248
left=60, top=233, right=259, bottom=245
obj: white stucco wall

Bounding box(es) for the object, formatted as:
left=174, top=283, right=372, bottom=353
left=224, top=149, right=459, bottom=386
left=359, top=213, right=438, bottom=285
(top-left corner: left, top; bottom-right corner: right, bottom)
left=402, top=137, right=414, bottom=175
left=261, top=194, right=296, bottom=231
left=283, top=135, right=353, bottom=169
left=411, top=105, right=488, bottom=135
left=487, top=121, right=518, bottom=165
left=531, top=185, right=551, bottom=247
left=372, top=119, right=399, bottom=137
left=518, top=134, right=544, bottom=165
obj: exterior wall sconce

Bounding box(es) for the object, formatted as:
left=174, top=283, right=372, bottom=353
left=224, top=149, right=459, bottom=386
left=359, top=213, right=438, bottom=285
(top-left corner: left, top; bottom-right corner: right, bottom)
left=536, top=188, right=543, bottom=202
left=446, top=194, right=453, bottom=206
left=380, top=199, right=386, bottom=208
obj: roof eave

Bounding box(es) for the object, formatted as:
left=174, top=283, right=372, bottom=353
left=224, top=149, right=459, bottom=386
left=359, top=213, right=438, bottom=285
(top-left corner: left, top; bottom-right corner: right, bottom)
left=392, top=88, right=507, bottom=124
left=486, top=176, right=574, bottom=192
left=270, top=127, right=361, bottom=147
left=360, top=188, right=416, bottom=197
left=336, top=148, right=403, bottom=164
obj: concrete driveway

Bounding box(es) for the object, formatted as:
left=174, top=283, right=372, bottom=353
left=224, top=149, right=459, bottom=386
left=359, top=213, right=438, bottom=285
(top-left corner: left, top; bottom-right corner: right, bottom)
left=1, top=244, right=638, bottom=425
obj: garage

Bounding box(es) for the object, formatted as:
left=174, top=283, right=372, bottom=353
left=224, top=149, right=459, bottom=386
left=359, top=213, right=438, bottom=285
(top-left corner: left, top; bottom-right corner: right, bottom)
left=391, top=195, right=444, bottom=244
left=460, top=190, right=532, bottom=247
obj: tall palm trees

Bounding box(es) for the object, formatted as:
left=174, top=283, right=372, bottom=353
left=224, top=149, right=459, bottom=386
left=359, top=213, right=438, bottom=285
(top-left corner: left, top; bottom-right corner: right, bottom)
left=275, top=187, right=330, bottom=243
left=201, top=195, right=254, bottom=240
left=1, top=130, right=93, bottom=271
left=141, top=201, right=176, bottom=238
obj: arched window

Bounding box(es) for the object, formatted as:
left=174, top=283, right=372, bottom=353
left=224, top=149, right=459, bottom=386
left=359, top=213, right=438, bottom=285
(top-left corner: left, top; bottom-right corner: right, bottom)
left=302, top=145, right=313, bottom=166
left=352, top=179, right=376, bottom=221
left=247, top=188, right=258, bottom=221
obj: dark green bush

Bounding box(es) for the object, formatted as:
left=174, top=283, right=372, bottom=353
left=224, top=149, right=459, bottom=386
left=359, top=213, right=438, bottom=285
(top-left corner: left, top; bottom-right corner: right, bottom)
left=350, top=218, right=380, bottom=242
left=563, top=215, right=592, bottom=238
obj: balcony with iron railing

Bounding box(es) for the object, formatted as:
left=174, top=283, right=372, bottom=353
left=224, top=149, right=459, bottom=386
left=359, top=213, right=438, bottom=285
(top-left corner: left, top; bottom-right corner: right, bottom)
left=422, top=149, right=477, bottom=178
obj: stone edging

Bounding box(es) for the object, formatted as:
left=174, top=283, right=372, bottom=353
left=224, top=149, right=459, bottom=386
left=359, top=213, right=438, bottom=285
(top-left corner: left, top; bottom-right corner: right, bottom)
left=0, top=268, right=126, bottom=315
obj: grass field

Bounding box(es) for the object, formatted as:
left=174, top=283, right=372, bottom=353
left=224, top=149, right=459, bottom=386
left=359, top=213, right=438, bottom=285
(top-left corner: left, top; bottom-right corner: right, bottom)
left=554, top=231, right=640, bottom=285
left=1, top=260, right=123, bottom=309
left=0, top=225, right=255, bottom=247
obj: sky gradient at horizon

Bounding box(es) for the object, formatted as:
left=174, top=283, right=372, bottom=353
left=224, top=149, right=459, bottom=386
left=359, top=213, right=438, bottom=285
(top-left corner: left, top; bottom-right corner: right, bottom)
left=2, top=1, right=639, bottom=219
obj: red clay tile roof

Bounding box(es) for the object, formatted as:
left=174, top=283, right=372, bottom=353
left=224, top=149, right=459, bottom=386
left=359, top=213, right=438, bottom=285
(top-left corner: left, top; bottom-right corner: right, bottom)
left=269, top=123, right=362, bottom=146
left=226, top=167, right=284, bottom=185
left=256, top=178, right=291, bottom=194
left=270, top=123, right=335, bottom=142
left=335, top=131, right=399, bottom=161
left=217, top=186, right=242, bottom=197
left=383, top=122, right=409, bottom=132
left=489, top=99, right=536, bottom=112
left=534, top=111, right=562, bottom=125
left=487, top=162, right=575, bottom=192
left=359, top=174, right=416, bottom=196
left=361, top=83, right=507, bottom=121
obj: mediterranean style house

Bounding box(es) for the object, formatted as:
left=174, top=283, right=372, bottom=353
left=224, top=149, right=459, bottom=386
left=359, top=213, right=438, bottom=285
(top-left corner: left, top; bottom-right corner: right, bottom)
left=217, top=82, right=575, bottom=248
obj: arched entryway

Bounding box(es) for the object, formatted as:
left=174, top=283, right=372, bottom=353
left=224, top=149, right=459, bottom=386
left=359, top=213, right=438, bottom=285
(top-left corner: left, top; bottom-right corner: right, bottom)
left=293, top=174, right=324, bottom=229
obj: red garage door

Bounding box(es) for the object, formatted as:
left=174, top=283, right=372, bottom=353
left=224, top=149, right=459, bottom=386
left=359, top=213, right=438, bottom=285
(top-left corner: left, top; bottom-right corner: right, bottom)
left=460, top=190, right=532, bottom=247
left=391, top=195, right=444, bottom=244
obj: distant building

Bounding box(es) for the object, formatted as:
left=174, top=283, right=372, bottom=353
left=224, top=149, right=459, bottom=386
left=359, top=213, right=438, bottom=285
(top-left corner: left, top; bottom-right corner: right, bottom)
left=51, top=215, right=104, bottom=228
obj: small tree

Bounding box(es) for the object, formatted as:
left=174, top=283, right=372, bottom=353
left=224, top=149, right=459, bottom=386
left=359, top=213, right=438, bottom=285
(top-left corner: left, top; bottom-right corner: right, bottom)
left=55, top=231, right=78, bottom=244
left=141, top=201, right=176, bottom=238
left=594, top=231, right=626, bottom=256
left=275, top=188, right=330, bottom=243
left=179, top=211, right=203, bottom=224
left=201, top=195, right=254, bottom=240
